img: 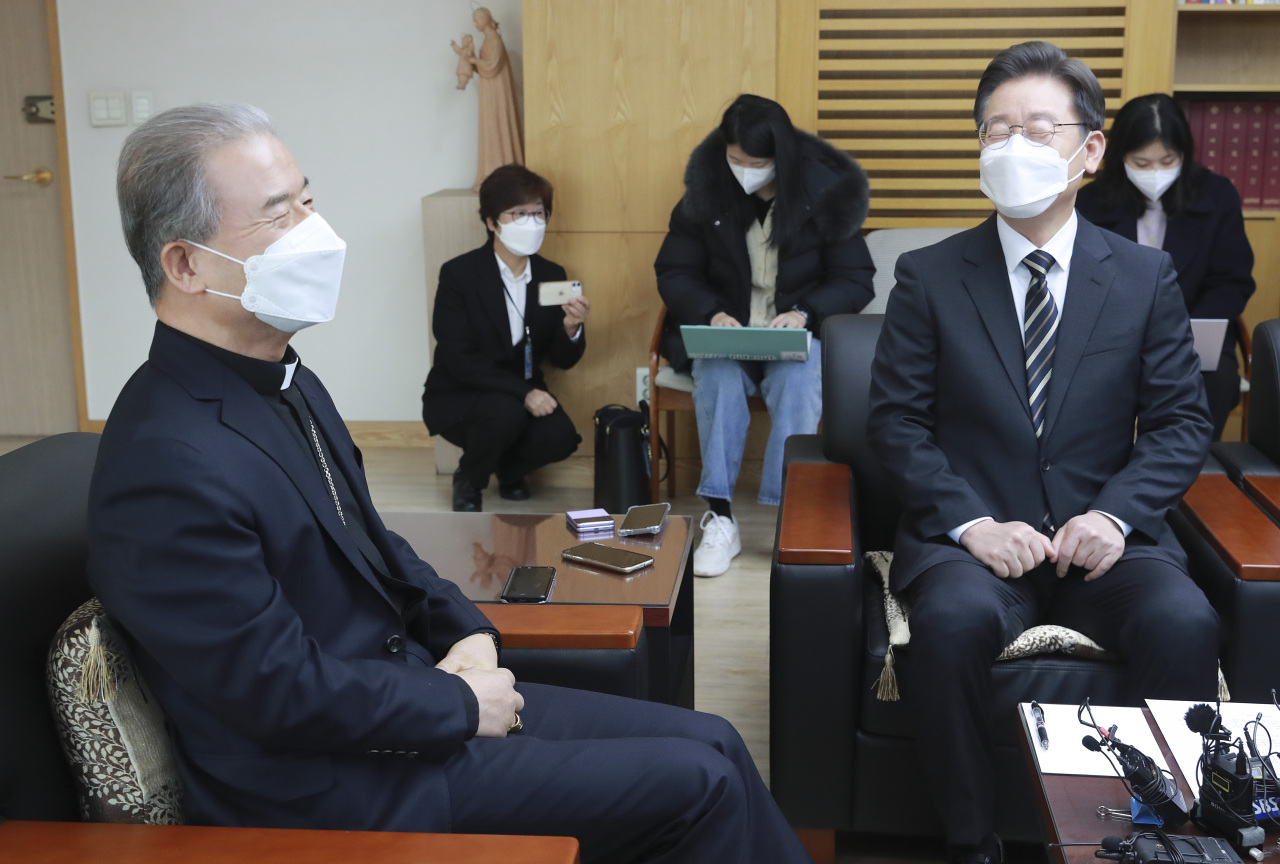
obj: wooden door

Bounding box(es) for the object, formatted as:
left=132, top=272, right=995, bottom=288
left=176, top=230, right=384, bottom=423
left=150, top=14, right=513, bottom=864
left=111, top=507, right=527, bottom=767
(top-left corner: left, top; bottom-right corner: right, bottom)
left=0, top=0, right=77, bottom=434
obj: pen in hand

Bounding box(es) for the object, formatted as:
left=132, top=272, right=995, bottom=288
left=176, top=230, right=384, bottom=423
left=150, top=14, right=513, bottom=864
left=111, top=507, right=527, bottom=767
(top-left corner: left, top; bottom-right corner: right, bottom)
left=1031, top=700, right=1050, bottom=750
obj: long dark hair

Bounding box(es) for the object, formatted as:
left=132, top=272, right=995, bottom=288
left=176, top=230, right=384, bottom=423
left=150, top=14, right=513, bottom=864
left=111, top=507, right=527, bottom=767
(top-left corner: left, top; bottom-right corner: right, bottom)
left=717, top=94, right=805, bottom=249
left=1091, top=93, right=1208, bottom=217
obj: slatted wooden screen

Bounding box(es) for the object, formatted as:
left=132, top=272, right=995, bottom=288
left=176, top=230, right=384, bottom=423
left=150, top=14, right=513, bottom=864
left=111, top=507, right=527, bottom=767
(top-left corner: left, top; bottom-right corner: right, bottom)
left=782, top=0, right=1134, bottom=228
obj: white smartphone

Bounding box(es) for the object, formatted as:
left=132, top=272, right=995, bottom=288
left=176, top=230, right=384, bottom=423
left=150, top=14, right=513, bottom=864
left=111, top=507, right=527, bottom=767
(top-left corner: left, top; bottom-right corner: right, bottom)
left=538, top=280, right=583, bottom=306
left=618, top=502, right=670, bottom=536
left=561, top=542, right=654, bottom=574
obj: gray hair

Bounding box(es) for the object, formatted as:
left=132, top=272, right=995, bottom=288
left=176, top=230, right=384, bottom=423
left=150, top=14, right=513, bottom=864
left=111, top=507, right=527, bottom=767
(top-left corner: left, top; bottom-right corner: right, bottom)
left=116, top=103, right=276, bottom=306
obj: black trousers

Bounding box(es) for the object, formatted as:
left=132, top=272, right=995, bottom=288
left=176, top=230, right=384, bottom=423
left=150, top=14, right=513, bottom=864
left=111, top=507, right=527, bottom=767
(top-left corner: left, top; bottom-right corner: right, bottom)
left=352, top=683, right=812, bottom=864
left=435, top=391, right=581, bottom=489
left=902, top=555, right=1219, bottom=846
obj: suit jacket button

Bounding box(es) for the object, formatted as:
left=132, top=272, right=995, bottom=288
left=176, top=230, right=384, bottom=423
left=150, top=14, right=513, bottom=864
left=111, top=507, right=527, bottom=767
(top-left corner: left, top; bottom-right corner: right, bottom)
left=1040, top=459, right=1051, bottom=471
left=385, top=635, right=404, bottom=653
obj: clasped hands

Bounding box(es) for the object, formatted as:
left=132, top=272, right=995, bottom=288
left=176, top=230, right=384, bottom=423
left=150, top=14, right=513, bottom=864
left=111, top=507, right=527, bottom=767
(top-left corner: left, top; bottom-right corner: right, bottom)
left=435, top=632, right=524, bottom=737
left=959, top=511, right=1124, bottom=581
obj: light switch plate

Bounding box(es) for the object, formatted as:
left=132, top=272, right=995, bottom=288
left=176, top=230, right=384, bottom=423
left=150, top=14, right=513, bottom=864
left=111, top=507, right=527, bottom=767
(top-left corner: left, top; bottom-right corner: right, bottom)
left=88, top=90, right=127, bottom=127
left=130, top=91, right=153, bottom=125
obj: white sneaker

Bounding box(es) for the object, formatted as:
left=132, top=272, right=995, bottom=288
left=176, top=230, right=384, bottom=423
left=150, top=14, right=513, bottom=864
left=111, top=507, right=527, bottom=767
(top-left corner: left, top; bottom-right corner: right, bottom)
left=693, top=511, right=741, bottom=577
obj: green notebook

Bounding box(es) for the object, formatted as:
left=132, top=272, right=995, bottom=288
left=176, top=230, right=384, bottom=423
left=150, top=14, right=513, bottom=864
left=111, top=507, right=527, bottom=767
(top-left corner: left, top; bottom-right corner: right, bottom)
left=679, top=325, right=812, bottom=362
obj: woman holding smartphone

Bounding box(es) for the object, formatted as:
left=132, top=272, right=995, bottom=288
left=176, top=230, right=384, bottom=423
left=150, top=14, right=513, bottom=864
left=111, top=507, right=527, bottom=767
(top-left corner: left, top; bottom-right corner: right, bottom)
left=1076, top=93, right=1255, bottom=440
left=655, top=94, right=874, bottom=576
left=422, top=164, right=590, bottom=511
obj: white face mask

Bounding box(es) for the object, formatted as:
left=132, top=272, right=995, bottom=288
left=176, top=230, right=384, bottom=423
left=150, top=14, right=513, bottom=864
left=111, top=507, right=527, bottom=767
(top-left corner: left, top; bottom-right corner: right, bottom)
left=979, top=133, right=1087, bottom=220
left=496, top=219, right=546, bottom=257
left=728, top=160, right=776, bottom=195
left=185, top=212, right=346, bottom=334
left=1124, top=162, right=1181, bottom=203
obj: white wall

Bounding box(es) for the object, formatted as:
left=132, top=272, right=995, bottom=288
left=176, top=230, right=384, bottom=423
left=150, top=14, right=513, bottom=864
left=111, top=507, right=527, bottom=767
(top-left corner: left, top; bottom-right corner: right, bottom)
left=58, top=0, right=523, bottom=421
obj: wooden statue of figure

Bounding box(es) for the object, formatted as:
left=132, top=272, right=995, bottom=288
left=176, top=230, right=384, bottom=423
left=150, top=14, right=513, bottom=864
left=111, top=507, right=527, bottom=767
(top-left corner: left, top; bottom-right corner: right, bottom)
left=465, top=7, right=524, bottom=191
left=451, top=34, right=475, bottom=90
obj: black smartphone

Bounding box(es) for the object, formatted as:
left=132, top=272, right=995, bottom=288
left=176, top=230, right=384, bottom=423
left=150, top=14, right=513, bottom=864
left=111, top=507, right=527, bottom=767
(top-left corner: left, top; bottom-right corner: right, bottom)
left=500, top=566, right=556, bottom=603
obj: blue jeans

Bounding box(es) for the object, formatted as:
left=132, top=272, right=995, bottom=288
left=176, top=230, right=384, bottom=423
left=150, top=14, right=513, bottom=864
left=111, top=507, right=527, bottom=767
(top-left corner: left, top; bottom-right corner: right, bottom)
left=690, top=338, right=822, bottom=506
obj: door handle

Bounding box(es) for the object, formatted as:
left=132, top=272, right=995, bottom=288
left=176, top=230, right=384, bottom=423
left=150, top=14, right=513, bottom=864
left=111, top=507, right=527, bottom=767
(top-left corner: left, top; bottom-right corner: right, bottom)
left=3, top=167, right=53, bottom=187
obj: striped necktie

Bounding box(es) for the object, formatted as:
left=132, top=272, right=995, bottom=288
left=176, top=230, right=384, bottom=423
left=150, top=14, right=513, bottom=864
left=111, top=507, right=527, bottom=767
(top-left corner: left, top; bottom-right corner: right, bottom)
left=1023, top=249, right=1058, bottom=439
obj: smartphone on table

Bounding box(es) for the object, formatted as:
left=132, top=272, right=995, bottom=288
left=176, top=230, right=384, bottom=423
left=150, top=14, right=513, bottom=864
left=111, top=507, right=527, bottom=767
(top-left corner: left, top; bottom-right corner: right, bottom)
left=618, top=502, right=670, bottom=536
left=500, top=566, right=556, bottom=603
left=561, top=542, right=654, bottom=574
left=566, top=507, right=614, bottom=534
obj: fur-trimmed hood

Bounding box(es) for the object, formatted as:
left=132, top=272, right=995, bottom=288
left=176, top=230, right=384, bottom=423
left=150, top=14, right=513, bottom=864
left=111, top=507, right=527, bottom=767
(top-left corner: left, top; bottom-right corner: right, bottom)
left=678, top=127, right=870, bottom=243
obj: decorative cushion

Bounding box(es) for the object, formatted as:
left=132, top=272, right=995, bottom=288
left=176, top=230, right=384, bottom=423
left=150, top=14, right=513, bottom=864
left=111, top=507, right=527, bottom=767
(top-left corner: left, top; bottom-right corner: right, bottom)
left=46, top=598, right=184, bottom=824
left=654, top=365, right=695, bottom=393
left=864, top=551, right=1229, bottom=702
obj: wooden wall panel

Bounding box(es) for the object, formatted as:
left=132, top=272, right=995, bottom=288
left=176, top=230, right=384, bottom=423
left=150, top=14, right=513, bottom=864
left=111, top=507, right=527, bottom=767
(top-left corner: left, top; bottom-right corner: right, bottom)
left=524, top=0, right=777, bottom=235
left=1123, top=0, right=1175, bottom=98
left=523, top=0, right=781, bottom=481
left=780, top=0, right=1146, bottom=229
left=537, top=231, right=666, bottom=436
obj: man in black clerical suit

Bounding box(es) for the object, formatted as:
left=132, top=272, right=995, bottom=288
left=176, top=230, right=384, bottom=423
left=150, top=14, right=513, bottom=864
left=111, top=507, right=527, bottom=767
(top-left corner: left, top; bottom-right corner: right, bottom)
left=867, top=42, right=1219, bottom=864
left=89, top=103, right=811, bottom=864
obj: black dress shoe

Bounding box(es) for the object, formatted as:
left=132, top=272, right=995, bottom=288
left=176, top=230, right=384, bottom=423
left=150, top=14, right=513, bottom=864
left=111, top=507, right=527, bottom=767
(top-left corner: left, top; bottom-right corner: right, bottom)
left=498, top=479, right=531, bottom=501
left=452, top=472, right=482, bottom=512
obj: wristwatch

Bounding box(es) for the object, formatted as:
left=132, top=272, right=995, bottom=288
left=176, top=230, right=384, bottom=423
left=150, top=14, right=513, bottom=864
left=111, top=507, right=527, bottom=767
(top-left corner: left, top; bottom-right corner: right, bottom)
left=791, top=305, right=809, bottom=321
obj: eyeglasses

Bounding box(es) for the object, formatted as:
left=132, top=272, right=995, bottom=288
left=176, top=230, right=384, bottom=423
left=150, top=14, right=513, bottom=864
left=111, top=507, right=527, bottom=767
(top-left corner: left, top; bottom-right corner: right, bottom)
left=500, top=208, right=547, bottom=225
left=977, top=119, right=1085, bottom=149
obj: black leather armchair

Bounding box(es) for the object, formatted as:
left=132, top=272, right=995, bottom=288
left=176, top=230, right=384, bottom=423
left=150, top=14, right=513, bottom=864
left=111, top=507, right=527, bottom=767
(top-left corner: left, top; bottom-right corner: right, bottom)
left=769, top=315, right=1261, bottom=854
left=1212, top=318, right=1280, bottom=483
left=0, top=432, right=647, bottom=826
left=0, top=432, right=100, bottom=821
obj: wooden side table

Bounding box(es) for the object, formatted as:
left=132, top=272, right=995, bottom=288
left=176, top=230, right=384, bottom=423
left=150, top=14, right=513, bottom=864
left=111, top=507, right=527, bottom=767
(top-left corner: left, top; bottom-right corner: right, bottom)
left=0, top=820, right=579, bottom=864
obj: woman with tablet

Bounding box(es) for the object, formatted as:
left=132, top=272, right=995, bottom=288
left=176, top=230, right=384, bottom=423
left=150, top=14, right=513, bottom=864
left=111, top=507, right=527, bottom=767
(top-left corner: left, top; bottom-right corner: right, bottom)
left=1076, top=93, right=1255, bottom=440
left=655, top=94, right=874, bottom=576
left=422, top=165, right=590, bottom=511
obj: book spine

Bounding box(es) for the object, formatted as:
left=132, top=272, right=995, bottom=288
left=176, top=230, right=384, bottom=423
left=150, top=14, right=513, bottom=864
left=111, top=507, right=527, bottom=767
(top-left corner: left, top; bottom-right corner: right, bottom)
left=1244, top=102, right=1266, bottom=208
left=1264, top=103, right=1280, bottom=209
left=1203, top=103, right=1225, bottom=175
left=1222, top=102, right=1248, bottom=197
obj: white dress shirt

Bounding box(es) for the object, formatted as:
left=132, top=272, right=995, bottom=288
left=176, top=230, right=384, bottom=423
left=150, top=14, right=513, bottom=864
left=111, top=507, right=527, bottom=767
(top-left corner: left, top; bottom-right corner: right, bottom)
left=1136, top=199, right=1168, bottom=250
left=495, top=252, right=531, bottom=346
left=948, top=211, right=1131, bottom=544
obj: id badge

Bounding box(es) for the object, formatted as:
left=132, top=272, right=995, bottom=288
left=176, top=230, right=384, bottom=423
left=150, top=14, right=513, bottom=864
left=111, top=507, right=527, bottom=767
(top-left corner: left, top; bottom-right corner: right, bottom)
left=523, top=327, right=533, bottom=380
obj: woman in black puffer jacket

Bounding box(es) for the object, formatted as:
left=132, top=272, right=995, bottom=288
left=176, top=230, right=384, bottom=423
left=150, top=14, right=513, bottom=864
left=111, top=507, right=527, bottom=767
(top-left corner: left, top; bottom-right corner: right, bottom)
left=655, top=94, right=874, bottom=577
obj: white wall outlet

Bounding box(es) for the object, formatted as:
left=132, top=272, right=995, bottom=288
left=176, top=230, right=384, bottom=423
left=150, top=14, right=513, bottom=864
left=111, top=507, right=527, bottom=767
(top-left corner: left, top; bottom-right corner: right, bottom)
left=636, top=367, right=650, bottom=407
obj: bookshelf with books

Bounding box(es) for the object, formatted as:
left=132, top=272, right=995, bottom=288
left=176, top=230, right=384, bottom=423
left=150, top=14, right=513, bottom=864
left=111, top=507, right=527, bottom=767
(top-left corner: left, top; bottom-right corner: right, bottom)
left=1169, top=2, right=1280, bottom=439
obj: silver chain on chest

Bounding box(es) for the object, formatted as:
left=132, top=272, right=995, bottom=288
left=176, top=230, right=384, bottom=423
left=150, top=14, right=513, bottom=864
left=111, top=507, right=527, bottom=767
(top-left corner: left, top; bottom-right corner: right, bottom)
left=308, top=418, right=346, bottom=526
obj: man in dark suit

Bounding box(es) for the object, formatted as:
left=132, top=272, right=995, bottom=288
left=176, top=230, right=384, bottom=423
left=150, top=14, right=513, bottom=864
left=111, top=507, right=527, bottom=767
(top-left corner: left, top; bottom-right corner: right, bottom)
left=867, top=42, right=1218, bottom=864
left=90, top=103, right=811, bottom=864
left=423, top=165, right=588, bottom=511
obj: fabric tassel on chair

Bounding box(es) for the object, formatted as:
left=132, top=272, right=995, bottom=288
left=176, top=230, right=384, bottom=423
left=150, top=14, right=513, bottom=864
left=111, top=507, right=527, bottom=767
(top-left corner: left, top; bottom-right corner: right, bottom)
left=875, top=645, right=899, bottom=702
left=77, top=618, right=117, bottom=704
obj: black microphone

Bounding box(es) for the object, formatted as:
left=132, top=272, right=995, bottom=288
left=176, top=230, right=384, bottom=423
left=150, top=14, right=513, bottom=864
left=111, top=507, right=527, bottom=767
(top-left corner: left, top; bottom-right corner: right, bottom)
left=1084, top=735, right=1104, bottom=752
left=1094, top=835, right=1128, bottom=861
left=1185, top=703, right=1230, bottom=740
